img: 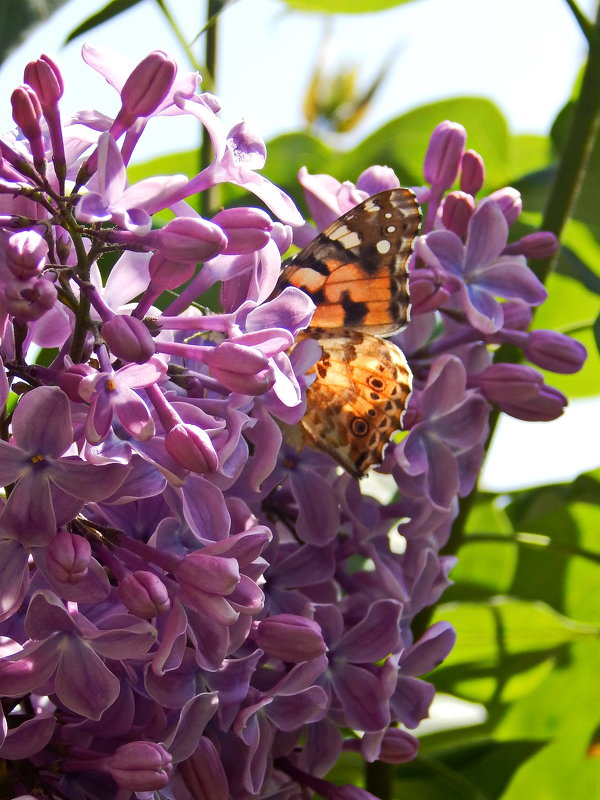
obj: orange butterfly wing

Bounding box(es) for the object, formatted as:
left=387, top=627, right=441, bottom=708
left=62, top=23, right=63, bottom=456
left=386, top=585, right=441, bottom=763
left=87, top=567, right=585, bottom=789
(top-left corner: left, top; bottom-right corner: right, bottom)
left=300, top=330, right=413, bottom=478
left=276, top=188, right=421, bottom=337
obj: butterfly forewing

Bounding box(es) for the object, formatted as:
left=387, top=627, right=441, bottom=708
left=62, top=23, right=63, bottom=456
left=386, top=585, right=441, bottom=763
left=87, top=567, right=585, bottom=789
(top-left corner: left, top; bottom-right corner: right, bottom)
left=277, top=188, right=421, bottom=337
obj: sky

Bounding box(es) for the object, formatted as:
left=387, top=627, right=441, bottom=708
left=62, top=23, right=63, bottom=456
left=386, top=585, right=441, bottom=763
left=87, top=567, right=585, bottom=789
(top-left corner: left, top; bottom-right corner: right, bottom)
left=0, top=0, right=598, bottom=490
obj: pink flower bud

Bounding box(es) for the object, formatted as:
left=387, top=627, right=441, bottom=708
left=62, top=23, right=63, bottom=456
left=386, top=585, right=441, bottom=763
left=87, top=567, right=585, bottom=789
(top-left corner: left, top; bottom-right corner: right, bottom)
left=202, top=341, right=274, bottom=395
left=46, top=531, right=92, bottom=584
left=501, top=300, right=532, bottom=330
left=441, top=190, right=474, bottom=237
left=525, top=330, right=586, bottom=374
left=148, top=252, right=196, bottom=291
left=473, top=363, right=566, bottom=421
left=252, top=614, right=327, bottom=662
left=120, top=51, right=177, bottom=119
left=179, top=737, right=229, bottom=800
left=107, top=741, right=172, bottom=791
left=118, top=570, right=171, bottom=617
left=211, top=207, right=273, bottom=254
left=11, top=86, right=44, bottom=165
left=6, top=230, right=48, bottom=278
left=356, top=165, right=400, bottom=195
left=165, top=422, right=219, bottom=473
left=5, top=275, right=57, bottom=321
left=503, top=231, right=559, bottom=259
left=157, top=217, right=227, bottom=262
left=409, top=268, right=449, bottom=314
left=176, top=551, right=242, bottom=624
left=376, top=728, right=419, bottom=764
left=423, top=121, right=466, bottom=190
left=102, top=314, right=156, bottom=363
left=58, top=362, right=96, bottom=401
left=24, top=54, right=64, bottom=107
left=460, top=149, right=485, bottom=195
left=486, top=188, right=522, bottom=225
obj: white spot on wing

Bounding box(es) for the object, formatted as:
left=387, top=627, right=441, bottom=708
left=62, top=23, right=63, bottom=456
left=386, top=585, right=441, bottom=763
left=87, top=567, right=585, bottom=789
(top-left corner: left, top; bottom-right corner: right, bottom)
left=329, top=224, right=362, bottom=249
left=376, top=239, right=391, bottom=254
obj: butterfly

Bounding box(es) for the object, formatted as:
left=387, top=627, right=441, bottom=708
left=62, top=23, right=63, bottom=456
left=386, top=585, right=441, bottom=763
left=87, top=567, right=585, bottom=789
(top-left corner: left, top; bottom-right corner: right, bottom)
left=275, top=188, right=422, bottom=477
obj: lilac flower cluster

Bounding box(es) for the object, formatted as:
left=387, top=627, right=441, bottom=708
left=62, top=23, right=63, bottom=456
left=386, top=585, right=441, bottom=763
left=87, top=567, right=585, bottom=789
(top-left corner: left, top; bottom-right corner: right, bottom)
left=0, top=47, right=585, bottom=800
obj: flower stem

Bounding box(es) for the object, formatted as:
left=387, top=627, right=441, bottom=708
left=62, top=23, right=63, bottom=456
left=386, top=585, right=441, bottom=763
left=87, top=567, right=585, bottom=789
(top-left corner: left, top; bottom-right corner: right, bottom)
left=200, top=0, right=221, bottom=217
left=533, top=3, right=600, bottom=283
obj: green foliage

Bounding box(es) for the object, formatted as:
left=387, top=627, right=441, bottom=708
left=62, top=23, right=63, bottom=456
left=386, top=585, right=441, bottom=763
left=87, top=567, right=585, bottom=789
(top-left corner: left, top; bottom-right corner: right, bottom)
left=64, top=0, right=144, bottom=43
left=0, top=0, right=69, bottom=64
left=278, top=0, right=417, bottom=13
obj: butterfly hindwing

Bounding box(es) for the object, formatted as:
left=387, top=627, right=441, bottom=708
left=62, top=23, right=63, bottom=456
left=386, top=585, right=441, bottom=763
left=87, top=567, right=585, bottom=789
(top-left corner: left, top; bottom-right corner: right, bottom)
left=277, top=188, right=421, bottom=337
left=300, top=330, right=413, bottom=478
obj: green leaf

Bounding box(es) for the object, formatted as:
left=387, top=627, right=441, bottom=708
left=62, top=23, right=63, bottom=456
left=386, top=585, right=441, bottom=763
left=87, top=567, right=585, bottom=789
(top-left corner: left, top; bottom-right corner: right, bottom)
left=392, top=741, right=544, bottom=800
left=280, top=0, right=417, bottom=13
left=497, top=641, right=600, bottom=800
left=503, top=471, right=600, bottom=622
left=65, top=0, right=145, bottom=43
left=0, top=0, right=69, bottom=63
left=431, top=598, right=597, bottom=705
left=557, top=217, right=600, bottom=294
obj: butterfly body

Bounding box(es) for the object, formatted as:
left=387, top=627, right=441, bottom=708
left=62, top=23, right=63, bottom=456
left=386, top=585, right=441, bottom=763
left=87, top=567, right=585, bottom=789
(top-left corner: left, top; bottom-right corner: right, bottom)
left=277, top=188, right=421, bottom=477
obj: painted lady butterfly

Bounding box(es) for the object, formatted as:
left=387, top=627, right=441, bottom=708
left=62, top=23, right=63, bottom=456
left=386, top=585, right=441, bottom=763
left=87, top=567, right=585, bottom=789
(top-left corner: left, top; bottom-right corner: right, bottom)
left=275, top=188, right=422, bottom=477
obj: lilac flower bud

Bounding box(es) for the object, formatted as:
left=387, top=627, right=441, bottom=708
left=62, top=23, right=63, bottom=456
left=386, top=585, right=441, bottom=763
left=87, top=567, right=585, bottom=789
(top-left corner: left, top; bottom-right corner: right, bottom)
left=58, top=362, right=96, bottom=401
left=202, top=341, right=274, bottom=394
left=24, top=54, right=64, bottom=107
left=252, top=614, right=327, bottom=662
left=473, top=363, right=567, bottom=421
left=106, top=741, right=173, bottom=791
left=46, top=531, right=92, bottom=585
left=441, top=190, right=474, bottom=237
left=486, top=188, right=522, bottom=225
left=212, top=207, right=273, bottom=254
left=460, top=149, right=485, bottom=195
left=165, top=422, right=219, bottom=473
left=503, top=231, right=559, bottom=259
left=56, top=229, right=71, bottom=264
left=177, top=553, right=240, bottom=602
left=409, top=268, right=449, bottom=314
left=118, top=570, right=171, bottom=617
left=156, top=217, right=227, bottom=262
left=356, top=165, right=400, bottom=195
left=6, top=230, right=48, bottom=278
left=148, top=252, right=195, bottom=291
left=120, top=51, right=177, bottom=121
left=377, top=728, right=419, bottom=763
left=423, top=121, right=466, bottom=190
left=101, top=314, right=156, bottom=363
left=179, top=738, right=229, bottom=800
left=501, top=300, right=532, bottom=330
left=5, top=275, right=57, bottom=321
left=525, top=330, right=587, bottom=374
left=11, top=86, right=45, bottom=166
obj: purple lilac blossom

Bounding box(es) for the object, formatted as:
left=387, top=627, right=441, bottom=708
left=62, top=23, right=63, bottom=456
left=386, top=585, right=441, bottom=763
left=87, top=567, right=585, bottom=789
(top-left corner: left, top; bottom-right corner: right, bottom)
left=0, top=44, right=585, bottom=800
